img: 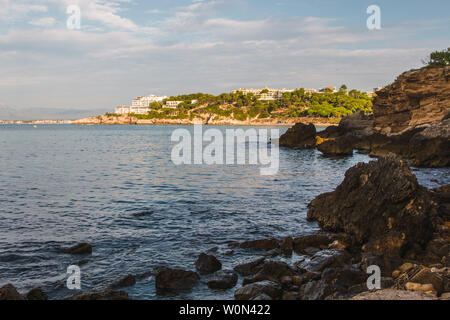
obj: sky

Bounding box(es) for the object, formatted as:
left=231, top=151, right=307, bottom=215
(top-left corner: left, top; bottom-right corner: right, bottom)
left=0, top=0, right=449, bottom=116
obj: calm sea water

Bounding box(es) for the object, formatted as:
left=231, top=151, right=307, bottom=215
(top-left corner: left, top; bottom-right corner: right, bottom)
left=0, top=124, right=448, bottom=300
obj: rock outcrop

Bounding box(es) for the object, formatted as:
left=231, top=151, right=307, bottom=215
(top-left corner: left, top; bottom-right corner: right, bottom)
left=0, top=284, right=25, bottom=300
left=373, top=67, right=450, bottom=135
left=307, top=155, right=436, bottom=254
left=279, top=123, right=317, bottom=148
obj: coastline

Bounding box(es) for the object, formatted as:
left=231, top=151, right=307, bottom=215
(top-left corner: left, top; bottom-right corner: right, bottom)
left=70, top=115, right=340, bottom=127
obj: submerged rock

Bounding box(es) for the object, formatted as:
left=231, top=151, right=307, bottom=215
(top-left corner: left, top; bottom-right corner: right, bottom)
left=108, top=274, right=136, bottom=289
left=207, top=270, right=238, bottom=290
left=195, top=253, right=222, bottom=274
left=155, top=268, right=200, bottom=293
left=63, top=242, right=93, bottom=255
left=279, top=123, right=317, bottom=148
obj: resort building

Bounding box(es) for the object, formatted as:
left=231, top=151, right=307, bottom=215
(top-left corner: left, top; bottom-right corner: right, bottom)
left=232, top=87, right=294, bottom=101
left=165, top=101, right=183, bottom=108
left=115, top=106, right=152, bottom=114
left=132, top=95, right=168, bottom=107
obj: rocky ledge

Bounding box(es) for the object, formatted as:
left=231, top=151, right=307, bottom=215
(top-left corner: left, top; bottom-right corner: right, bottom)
left=228, top=155, right=449, bottom=300
left=280, top=66, right=450, bottom=167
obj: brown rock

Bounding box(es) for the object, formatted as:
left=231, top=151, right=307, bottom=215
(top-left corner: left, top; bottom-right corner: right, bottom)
left=373, top=66, right=450, bottom=135
left=279, top=123, right=316, bottom=148
left=234, top=281, right=282, bottom=300
left=26, top=287, right=48, bottom=300
left=307, top=155, right=436, bottom=251
left=317, top=136, right=354, bottom=156
left=194, top=253, right=222, bottom=274
left=293, top=234, right=331, bottom=254
left=0, top=284, right=25, bottom=300
left=234, top=257, right=265, bottom=276
left=240, top=239, right=279, bottom=251
left=63, top=242, right=92, bottom=255
left=155, top=268, right=200, bottom=293
left=352, top=289, right=437, bottom=300
left=280, top=237, right=293, bottom=256
left=207, top=270, right=238, bottom=290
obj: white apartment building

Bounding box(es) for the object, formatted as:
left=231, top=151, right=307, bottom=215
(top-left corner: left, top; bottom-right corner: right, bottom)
left=232, top=88, right=294, bottom=101
left=115, top=106, right=152, bottom=114
left=165, top=101, right=183, bottom=108
left=132, top=95, right=168, bottom=107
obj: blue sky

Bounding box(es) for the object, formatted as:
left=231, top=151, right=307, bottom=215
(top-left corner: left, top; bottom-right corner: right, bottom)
left=0, top=0, right=449, bottom=114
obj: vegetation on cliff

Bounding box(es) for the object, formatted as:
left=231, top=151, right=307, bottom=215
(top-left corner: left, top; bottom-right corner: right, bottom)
left=110, top=87, right=373, bottom=122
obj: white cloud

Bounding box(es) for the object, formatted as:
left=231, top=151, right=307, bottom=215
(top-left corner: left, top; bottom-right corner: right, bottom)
left=29, top=17, right=56, bottom=27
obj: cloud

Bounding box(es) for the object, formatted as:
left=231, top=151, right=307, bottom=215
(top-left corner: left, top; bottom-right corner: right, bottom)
left=29, top=17, right=56, bottom=27
left=0, top=0, right=47, bottom=21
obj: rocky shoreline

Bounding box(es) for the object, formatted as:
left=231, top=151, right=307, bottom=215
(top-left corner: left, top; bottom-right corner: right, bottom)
left=279, top=66, right=449, bottom=167
left=2, top=155, right=448, bottom=301
left=71, top=115, right=339, bottom=127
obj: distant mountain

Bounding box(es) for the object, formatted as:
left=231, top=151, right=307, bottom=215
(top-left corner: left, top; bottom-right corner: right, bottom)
left=0, top=105, right=109, bottom=120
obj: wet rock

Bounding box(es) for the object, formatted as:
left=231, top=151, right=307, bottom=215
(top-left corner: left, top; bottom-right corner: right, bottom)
left=155, top=268, right=200, bottom=293
left=307, top=155, right=436, bottom=252
left=195, top=253, right=222, bottom=274
left=0, top=284, right=25, bottom=300
left=250, top=294, right=271, bottom=300
left=279, top=123, right=316, bottom=148
left=239, top=239, right=279, bottom=251
left=26, top=287, right=48, bottom=300
left=304, top=247, right=320, bottom=256
left=282, top=291, right=300, bottom=300
left=242, top=260, right=296, bottom=285
left=317, top=136, right=354, bottom=156
left=63, top=243, right=93, bottom=255
left=293, top=234, right=331, bottom=254
left=234, top=281, right=282, bottom=300
left=234, top=257, right=265, bottom=276
left=280, top=237, right=293, bottom=256
left=133, top=210, right=154, bottom=217
left=352, top=289, right=437, bottom=300
left=207, top=270, right=238, bottom=290
left=328, top=240, right=347, bottom=250
left=69, top=290, right=130, bottom=300
left=296, top=250, right=349, bottom=273
left=108, top=274, right=136, bottom=289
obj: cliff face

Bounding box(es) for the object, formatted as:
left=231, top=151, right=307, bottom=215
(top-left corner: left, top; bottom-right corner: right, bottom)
left=373, top=67, right=450, bottom=135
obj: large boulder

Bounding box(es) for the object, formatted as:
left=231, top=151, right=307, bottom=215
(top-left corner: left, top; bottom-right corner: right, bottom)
left=0, top=284, right=25, bottom=300
left=26, top=287, right=48, bottom=300
left=155, top=268, right=200, bottom=293
left=207, top=270, right=238, bottom=290
left=234, top=281, right=282, bottom=300
left=317, top=136, right=354, bottom=156
left=307, top=155, right=437, bottom=253
left=295, top=250, right=349, bottom=273
left=194, top=253, right=222, bottom=274
left=234, top=257, right=266, bottom=276
left=279, top=123, right=317, bottom=148
left=242, top=260, right=296, bottom=285
left=293, top=234, right=332, bottom=254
